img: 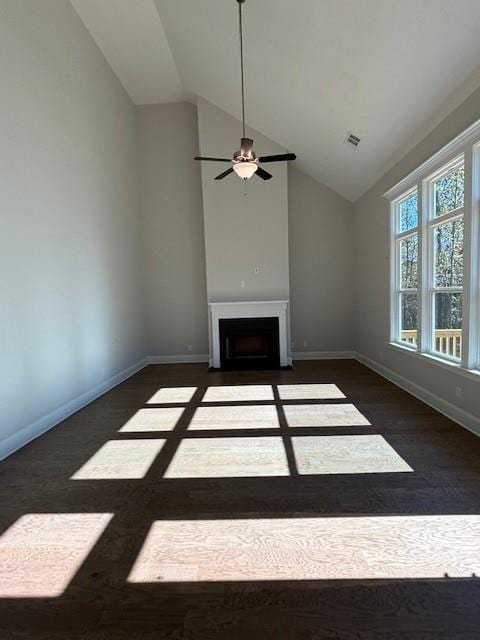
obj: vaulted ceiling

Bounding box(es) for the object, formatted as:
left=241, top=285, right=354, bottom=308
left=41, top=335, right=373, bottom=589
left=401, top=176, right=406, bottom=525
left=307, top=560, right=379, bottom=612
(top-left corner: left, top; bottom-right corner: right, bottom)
left=72, top=0, right=480, bottom=201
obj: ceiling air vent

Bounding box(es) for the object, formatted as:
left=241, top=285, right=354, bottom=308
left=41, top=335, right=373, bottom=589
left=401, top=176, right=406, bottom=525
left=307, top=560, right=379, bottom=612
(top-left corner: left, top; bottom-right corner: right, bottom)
left=345, top=132, right=361, bottom=147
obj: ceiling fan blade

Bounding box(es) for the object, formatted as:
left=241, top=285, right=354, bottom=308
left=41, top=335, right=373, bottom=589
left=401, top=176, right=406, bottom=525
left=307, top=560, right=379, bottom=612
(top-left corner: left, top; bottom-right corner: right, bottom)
left=258, top=153, right=296, bottom=163
left=214, top=167, right=234, bottom=180
left=194, top=156, right=232, bottom=162
left=255, top=167, right=273, bottom=180
left=240, top=137, right=254, bottom=156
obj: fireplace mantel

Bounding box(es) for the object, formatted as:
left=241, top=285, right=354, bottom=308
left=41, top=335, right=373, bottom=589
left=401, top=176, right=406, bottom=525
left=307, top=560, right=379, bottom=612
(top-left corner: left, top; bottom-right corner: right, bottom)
left=208, top=300, right=290, bottom=369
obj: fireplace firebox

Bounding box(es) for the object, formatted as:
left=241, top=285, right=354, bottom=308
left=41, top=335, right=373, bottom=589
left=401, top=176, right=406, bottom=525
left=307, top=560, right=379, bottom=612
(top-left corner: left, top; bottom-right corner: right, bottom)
left=219, top=317, right=280, bottom=370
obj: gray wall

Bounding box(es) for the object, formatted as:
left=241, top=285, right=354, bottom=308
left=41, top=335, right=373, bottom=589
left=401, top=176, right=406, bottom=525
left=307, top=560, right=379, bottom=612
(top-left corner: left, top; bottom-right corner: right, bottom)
left=289, top=167, right=354, bottom=353
left=0, top=0, right=145, bottom=456
left=197, top=98, right=290, bottom=303
left=137, top=102, right=209, bottom=356
left=353, top=85, right=480, bottom=422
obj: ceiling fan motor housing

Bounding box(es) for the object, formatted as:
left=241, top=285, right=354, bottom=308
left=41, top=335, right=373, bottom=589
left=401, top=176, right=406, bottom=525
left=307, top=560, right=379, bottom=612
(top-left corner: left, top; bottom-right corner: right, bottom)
left=234, top=150, right=256, bottom=162
left=234, top=136, right=255, bottom=161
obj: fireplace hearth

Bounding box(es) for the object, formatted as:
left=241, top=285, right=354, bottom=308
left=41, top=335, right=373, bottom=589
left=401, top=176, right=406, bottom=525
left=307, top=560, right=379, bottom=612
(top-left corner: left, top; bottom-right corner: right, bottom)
left=219, top=317, right=280, bottom=370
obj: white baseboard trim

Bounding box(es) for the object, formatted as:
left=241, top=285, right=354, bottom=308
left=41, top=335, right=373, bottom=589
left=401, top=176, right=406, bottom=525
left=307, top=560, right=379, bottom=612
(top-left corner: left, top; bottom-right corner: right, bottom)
left=0, top=357, right=148, bottom=462
left=147, top=354, right=209, bottom=364
left=148, top=353, right=357, bottom=365
left=292, top=350, right=356, bottom=360
left=356, top=352, right=480, bottom=438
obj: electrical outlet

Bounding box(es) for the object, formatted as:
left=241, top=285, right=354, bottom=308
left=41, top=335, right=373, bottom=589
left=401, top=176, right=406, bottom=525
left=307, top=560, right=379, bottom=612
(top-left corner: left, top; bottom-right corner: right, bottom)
left=303, top=340, right=308, bottom=348
left=240, top=280, right=246, bottom=288
left=455, top=386, right=462, bottom=399
left=291, top=341, right=295, bottom=349
left=187, top=345, right=193, bottom=352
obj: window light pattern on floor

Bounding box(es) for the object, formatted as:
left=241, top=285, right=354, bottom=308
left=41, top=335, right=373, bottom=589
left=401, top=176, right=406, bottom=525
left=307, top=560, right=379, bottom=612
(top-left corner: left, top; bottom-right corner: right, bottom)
left=202, top=385, right=274, bottom=402
left=72, top=439, right=166, bottom=480
left=284, top=403, right=371, bottom=428
left=0, top=513, right=113, bottom=597
left=128, top=515, right=480, bottom=582
left=72, top=383, right=412, bottom=480
left=293, top=435, right=412, bottom=475
left=164, top=437, right=290, bottom=478
left=147, top=386, right=197, bottom=404
left=119, top=408, right=184, bottom=432
left=277, top=384, right=346, bottom=400
left=188, top=405, right=280, bottom=430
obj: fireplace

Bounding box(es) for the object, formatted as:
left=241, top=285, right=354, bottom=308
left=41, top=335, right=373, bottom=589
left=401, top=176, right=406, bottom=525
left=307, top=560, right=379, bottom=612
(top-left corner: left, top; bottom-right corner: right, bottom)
left=208, top=300, right=290, bottom=369
left=219, top=317, right=280, bottom=370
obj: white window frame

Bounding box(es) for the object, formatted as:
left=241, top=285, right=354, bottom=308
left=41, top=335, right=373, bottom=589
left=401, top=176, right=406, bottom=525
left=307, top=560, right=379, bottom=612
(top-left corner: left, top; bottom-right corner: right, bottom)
left=471, top=142, right=480, bottom=371
left=390, top=188, right=419, bottom=350
left=385, top=117, right=480, bottom=378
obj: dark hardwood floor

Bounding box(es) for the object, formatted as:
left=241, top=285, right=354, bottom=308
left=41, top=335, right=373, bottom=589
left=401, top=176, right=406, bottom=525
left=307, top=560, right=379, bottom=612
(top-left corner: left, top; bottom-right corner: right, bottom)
left=1, top=359, right=480, bottom=639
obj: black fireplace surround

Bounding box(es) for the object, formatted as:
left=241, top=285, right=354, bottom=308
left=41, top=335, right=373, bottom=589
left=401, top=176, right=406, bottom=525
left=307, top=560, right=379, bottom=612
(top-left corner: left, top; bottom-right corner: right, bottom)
left=219, top=317, right=280, bottom=370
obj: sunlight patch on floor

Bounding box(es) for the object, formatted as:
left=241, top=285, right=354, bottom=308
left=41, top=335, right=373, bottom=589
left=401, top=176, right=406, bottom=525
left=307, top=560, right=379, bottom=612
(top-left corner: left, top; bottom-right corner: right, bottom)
left=202, top=385, right=274, bottom=402
left=164, top=436, right=289, bottom=478
left=0, top=513, right=113, bottom=597
left=119, top=408, right=184, bottom=432
left=188, top=405, right=280, bottom=430
left=277, top=384, right=346, bottom=400
left=127, top=515, right=480, bottom=582
left=284, top=403, right=370, bottom=427
left=293, top=434, right=412, bottom=475
left=147, top=387, right=197, bottom=404
left=72, top=439, right=165, bottom=479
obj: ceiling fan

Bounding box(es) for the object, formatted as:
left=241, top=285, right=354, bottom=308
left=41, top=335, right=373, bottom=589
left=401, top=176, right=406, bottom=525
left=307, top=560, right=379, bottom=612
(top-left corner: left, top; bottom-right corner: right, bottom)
left=194, top=0, right=296, bottom=181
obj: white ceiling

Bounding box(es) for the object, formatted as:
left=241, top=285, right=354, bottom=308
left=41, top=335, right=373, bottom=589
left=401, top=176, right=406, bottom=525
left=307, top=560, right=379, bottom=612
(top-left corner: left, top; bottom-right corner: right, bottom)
left=71, top=0, right=480, bottom=201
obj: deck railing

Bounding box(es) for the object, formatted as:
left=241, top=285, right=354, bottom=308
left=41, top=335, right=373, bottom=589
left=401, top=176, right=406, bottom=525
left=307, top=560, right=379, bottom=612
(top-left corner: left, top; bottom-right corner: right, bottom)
left=400, top=329, right=462, bottom=359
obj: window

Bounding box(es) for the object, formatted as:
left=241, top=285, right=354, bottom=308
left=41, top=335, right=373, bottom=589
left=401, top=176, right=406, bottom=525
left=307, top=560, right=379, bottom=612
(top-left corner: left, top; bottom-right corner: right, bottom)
left=387, top=124, right=480, bottom=374
left=392, top=190, right=419, bottom=348
left=428, top=158, right=464, bottom=361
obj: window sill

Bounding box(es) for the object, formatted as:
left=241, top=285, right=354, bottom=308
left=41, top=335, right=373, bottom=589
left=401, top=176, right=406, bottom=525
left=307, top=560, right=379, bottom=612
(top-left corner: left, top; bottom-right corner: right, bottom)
left=387, top=341, right=480, bottom=382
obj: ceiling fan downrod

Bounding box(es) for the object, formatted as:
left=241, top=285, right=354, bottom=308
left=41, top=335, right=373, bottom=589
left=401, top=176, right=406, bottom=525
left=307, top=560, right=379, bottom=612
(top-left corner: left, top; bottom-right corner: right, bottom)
left=237, top=0, right=246, bottom=139
left=193, top=0, right=296, bottom=182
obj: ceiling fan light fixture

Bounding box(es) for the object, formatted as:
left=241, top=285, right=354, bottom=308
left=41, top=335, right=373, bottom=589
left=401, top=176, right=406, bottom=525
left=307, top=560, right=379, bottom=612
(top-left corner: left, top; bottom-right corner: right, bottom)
left=233, top=161, right=258, bottom=180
